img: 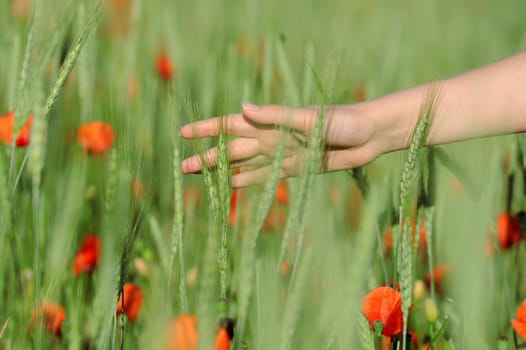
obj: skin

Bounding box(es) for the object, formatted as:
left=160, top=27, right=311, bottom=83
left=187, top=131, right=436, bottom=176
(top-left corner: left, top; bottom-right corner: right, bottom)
left=180, top=50, right=526, bottom=188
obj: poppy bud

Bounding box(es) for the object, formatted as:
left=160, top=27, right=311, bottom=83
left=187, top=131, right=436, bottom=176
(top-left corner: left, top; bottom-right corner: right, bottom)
left=425, top=298, right=438, bottom=323
left=413, top=280, right=425, bottom=302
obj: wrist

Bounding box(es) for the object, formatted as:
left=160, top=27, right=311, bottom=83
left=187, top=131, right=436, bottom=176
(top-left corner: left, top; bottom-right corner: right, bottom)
left=361, top=94, right=417, bottom=155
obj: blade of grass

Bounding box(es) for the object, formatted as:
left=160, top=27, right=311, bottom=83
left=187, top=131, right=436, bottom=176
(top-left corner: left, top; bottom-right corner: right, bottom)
left=235, top=128, right=286, bottom=347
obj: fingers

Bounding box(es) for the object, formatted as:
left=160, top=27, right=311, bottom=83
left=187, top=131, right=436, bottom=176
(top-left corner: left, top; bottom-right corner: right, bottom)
left=179, top=103, right=317, bottom=141
left=322, top=146, right=378, bottom=172
left=230, top=154, right=270, bottom=168
left=179, top=114, right=258, bottom=139
left=230, top=145, right=378, bottom=187
left=181, top=138, right=259, bottom=173
left=241, top=103, right=316, bottom=133
left=231, top=165, right=286, bottom=188
left=185, top=144, right=379, bottom=188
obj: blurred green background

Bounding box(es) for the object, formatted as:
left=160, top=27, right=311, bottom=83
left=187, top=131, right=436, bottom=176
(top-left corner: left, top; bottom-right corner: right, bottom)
left=0, top=0, right=525, bottom=349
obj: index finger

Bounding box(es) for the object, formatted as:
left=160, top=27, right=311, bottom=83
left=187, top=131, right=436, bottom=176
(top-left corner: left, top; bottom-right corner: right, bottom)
left=179, top=114, right=258, bottom=139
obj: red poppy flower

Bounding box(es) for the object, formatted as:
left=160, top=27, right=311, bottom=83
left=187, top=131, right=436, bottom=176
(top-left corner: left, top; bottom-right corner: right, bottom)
left=156, top=52, right=174, bottom=81
left=497, top=212, right=521, bottom=249
left=76, top=121, right=113, bottom=154
left=31, top=302, right=65, bottom=337
left=511, top=300, right=526, bottom=340
left=275, top=179, right=288, bottom=204
left=73, top=234, right=101, bottom=276
left=361, top=286, right=403, bottom=337
left=116, top=282, right=143, bottom=321
left=214, top=328, right=230, bottom=350
left=167, top=314, right=231, bottom=350
left=0, top=111, right=33, bottom=147
left=168, top=314, right=197, bottom=350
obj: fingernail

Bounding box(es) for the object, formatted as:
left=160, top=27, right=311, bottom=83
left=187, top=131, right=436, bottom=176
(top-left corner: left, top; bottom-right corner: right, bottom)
left=242, top=102, right=259, bottom=112
left=179, top=125, right=190, bottom=138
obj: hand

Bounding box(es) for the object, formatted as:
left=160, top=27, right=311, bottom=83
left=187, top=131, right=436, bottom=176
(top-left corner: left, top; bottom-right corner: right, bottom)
left=180, top=102, right=381, bottom=187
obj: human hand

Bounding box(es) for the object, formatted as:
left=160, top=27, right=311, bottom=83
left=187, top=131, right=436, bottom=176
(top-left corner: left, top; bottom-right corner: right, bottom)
left=180, top=102, right=383, bottom=188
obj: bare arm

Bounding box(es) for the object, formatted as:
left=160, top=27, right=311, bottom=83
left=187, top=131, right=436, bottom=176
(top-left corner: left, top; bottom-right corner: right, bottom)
left=180, top=50, right=526, bottom=187
left=370, top=49, right=526, bottom=153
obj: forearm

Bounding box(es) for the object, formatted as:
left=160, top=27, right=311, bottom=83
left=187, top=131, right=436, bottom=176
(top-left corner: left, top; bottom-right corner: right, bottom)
left=364, top=50, right=526, bottom=153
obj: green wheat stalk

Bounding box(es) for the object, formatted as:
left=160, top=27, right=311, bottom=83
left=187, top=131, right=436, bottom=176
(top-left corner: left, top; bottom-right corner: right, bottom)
left=412, top=207, right=423, bottom=278
left=170, top=118, right=187, bottom=311
left=41, top=2, right=101, bottom=123
left=278, top=105, right=324, bottom=272
left=0, top=150, right=11, bottom=244
left=399, top=87, right=439, bottom=209
left=235, top=129, right=286, bottom=347
left=399, top=219, right=413, bottom=350
left=196, top=132, right=221, bottom=350
left=397, top=85, right=440, bottom=349
left=196, top=201, right=219, bottom=350
left=424, top=206, right=436, bottom=300
left=288, top=106, right=325, bottom=284
left=184, top=98, right=222, bottom=348
left=217, top=116, right=231, bottom=304
left=167, top=88, right=186, bottom=308
left=93, top=149, right=120, bottom=348
left=358, top=313, right=375, bottom=350
left=117, top=189, right=141, bottom=350
left=29, top=5, right=101, bottom=310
